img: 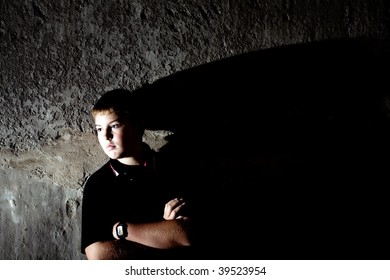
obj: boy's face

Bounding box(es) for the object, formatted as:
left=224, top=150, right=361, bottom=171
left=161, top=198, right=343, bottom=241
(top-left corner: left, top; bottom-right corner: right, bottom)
left=94, top=111, right=141, bottom=160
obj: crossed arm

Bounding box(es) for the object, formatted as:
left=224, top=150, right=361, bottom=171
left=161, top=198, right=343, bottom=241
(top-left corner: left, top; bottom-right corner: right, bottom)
left=85, top=198, right=191, bottom=260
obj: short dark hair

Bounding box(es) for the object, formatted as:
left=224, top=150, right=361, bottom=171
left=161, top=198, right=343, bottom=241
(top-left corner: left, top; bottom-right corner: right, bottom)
left=92, top=88, right=145, bottom=130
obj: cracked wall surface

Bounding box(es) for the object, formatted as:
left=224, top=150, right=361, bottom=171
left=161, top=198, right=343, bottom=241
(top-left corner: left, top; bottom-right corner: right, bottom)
left=0, top=0, right=389, bottom=259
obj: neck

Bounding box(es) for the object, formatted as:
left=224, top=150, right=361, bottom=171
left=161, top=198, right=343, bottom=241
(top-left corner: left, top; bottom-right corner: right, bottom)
left=117, top=142, right=149, bottom=166
left=117, top=157, right=144, bottom=166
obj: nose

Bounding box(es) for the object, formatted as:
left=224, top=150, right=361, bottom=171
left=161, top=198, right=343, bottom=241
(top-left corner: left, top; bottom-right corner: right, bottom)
left=104, top=128, right=113, bottom=140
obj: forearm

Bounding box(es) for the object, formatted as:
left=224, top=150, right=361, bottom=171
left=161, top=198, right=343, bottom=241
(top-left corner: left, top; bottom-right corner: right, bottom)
left=86, top=219, right=191, bottom=259
left=86, top=238, right=167, bottom=260
left=85, top=240, right=139, bottom=260
left=119, top=219, right=192, bottom=249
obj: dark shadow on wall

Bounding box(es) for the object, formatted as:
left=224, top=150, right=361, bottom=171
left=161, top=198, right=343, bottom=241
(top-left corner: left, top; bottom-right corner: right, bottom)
left=138, top=36, right=390, bottom=260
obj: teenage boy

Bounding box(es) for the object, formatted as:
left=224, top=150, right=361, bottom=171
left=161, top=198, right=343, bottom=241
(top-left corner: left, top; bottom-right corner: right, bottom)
left=81, top=88, right=193, bottom=259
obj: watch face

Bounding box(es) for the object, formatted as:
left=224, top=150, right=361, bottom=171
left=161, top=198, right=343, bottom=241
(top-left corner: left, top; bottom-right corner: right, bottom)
left=117, top=225, right=124, bottom=236
left=117, top=223, right=127, bottom=239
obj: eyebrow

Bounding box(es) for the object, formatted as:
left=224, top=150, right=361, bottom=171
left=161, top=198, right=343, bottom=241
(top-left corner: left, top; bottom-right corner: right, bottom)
left=95, top=118, right=121, bottom=127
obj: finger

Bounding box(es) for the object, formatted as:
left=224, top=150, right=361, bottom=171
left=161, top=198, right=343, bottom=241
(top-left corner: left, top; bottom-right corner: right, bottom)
left=166, top=198, right=184, bottom=207
left=163, top=198, right=186, bottom=220
left=166, top=202, right=186, bottom=219
left=164, top=198, right=185, bottom=213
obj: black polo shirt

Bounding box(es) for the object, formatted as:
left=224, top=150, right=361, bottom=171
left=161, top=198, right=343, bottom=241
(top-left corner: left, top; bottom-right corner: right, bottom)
left=81, top=155, right=189, bottom=259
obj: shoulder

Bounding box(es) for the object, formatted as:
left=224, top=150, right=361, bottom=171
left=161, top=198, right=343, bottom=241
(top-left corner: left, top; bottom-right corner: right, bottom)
left=83, top=161, right=114, bottom=191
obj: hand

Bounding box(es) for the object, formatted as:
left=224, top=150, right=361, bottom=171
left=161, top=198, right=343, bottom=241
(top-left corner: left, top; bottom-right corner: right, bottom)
left=164, top=198, right=186, bottom=220
left=112, top=222, right=121, bottom=240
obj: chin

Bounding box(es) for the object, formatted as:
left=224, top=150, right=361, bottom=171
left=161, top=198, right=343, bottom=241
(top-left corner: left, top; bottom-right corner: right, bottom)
left=106, top=152, right=120, bottom=160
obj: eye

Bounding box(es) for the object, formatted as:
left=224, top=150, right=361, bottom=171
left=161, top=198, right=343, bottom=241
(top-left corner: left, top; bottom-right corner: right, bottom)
left=111, top=123, right=121, bottom=129
left=96, top=127, right=102, bottom=132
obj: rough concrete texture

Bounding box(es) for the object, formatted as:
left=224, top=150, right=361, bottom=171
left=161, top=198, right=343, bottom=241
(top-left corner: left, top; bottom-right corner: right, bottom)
left=0, top=0, right=389, bottom=259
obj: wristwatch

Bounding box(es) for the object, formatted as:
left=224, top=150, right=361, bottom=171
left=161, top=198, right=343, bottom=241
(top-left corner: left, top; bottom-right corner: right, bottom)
left=116, top=222, right=128, bottom=240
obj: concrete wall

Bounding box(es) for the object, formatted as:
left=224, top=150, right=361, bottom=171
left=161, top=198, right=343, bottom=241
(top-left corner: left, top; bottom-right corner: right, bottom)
left=0, top=0, right=389, bottom=259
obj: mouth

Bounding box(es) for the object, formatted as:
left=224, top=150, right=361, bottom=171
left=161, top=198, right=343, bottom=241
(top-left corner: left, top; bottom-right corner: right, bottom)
left=106, top=144, right=116, bottom=151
